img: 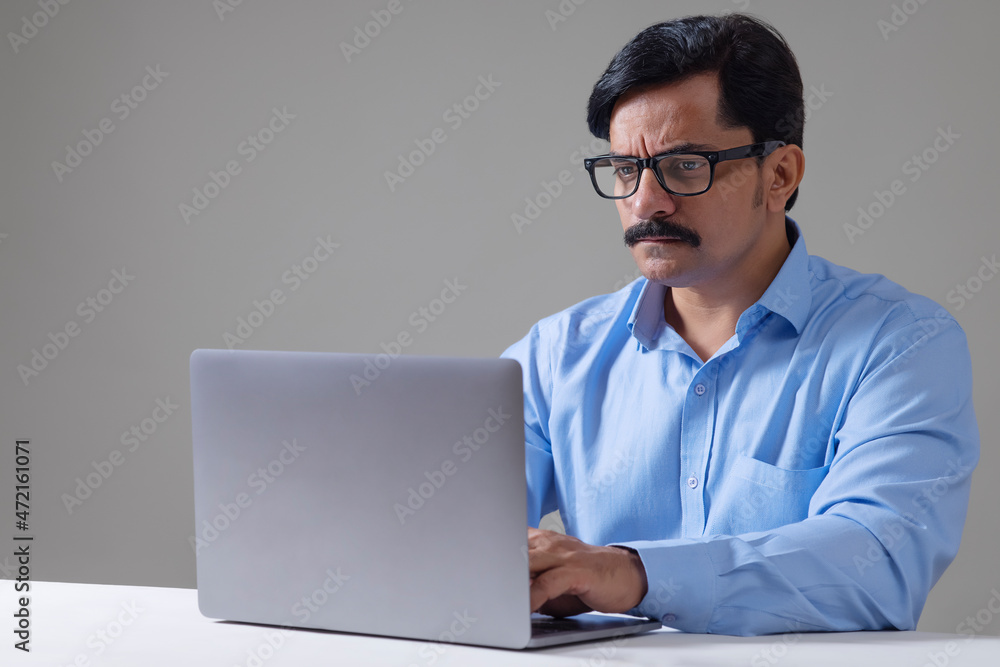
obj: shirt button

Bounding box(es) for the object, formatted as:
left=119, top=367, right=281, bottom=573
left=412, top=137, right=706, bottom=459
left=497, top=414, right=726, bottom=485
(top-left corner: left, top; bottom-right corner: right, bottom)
left=687, top=476, right=698, bottom=489
left=694, top=383, right=706, bottom=396
left=664, top=613, right=677, bottom=623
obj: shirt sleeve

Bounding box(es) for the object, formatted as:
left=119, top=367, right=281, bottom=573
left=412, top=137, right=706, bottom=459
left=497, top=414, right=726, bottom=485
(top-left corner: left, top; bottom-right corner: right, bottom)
left=613, top=315, right=979, bottom=635
left=501, top=322, right=558, bottom=528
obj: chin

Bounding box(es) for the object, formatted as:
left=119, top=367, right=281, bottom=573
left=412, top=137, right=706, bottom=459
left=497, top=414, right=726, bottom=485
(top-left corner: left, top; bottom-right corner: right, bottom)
left=636, top=269, right=679, bottom=287
left=633, top=257, right=684, bottom=285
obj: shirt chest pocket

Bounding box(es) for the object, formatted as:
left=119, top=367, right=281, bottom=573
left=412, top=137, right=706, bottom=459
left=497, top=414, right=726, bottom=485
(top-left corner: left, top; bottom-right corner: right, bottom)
left=706, top=454, right=830, bottom=535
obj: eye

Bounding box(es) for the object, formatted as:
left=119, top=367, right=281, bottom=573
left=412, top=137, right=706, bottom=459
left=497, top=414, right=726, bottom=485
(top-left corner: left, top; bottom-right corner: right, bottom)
left=661, top=156, right=709, bottom=179
left=612, top=161, right=637, bottom=180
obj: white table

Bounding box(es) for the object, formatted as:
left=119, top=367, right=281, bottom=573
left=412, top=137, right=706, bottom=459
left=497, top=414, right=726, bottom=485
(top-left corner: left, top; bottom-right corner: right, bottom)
left=8, top=581, right=1000, bottom=666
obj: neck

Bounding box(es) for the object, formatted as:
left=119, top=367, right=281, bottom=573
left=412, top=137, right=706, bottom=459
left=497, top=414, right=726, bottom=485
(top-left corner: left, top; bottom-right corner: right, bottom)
left=664, top=218, right=792, bottom=361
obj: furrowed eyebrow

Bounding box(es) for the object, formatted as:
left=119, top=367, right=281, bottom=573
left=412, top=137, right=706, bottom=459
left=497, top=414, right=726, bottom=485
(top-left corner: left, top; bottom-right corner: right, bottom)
left=608, top=142, right=714, bottom=157
left=655, top=142, right=714, bottom=155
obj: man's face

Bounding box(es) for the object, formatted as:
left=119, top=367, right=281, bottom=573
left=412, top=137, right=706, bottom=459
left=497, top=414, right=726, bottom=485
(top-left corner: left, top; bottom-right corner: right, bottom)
left=609, top=72, right=777, bottom=290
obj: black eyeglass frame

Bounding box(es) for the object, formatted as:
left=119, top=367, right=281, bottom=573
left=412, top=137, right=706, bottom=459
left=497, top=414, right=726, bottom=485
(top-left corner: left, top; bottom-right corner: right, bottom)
left=583, top=140, right=787, bottom=199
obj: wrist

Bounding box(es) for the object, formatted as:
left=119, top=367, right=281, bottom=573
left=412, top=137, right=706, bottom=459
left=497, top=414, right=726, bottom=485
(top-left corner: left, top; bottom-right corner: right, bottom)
left=610, top=545, right=648, bottom=610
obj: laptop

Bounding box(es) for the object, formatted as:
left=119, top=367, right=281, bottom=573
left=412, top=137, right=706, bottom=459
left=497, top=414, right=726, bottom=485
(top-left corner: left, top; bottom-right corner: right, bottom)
left=189, top=348, right=660, bottom=649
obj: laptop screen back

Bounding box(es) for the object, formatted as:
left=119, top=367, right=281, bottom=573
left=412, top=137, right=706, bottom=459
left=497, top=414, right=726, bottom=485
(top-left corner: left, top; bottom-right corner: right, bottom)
left=191, top=349, right=531, bottom=648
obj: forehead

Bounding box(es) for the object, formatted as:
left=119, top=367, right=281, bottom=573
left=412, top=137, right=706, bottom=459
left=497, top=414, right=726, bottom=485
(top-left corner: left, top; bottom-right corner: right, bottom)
left=608, top=73, right=744, bottom=153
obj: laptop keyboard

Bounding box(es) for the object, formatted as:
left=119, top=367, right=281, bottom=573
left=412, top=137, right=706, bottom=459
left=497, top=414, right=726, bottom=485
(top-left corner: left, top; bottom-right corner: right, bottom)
left=531, top=616, right=589, bottom=636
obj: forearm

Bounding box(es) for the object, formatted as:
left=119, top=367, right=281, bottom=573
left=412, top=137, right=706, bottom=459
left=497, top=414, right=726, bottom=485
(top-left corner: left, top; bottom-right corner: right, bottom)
left=615, top=507, right=964, bottom=635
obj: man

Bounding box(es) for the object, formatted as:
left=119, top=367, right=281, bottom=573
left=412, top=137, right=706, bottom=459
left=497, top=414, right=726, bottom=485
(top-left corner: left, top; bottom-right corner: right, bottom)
left=501, top=14, right=979, bottom=635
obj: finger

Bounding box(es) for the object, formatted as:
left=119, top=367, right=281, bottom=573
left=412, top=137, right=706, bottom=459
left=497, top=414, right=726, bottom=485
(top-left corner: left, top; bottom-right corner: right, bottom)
left=527, top=526, right=555, bottom=549
left=539, top=594, right=592, bottom=618
left=528, top=531, right=589, bottom=577
left=528, top=548, right=562, bottom=577
left=528, top=528, right=582, bottom=553
left=527, top=535, right=573, bottom=576
left=530, top=567, right=586, bottom=613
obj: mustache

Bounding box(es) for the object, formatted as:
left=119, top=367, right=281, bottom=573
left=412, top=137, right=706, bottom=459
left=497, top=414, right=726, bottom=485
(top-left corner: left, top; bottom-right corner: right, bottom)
left=623, top=219, right=701, bottom=248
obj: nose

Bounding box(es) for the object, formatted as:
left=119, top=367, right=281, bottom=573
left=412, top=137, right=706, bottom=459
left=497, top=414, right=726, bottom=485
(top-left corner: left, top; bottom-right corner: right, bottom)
left=628, top=165, right=678, bottom=221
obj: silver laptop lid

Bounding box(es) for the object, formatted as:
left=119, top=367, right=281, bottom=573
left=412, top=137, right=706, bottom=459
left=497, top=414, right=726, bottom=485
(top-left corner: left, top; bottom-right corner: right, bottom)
left=191, top=349, right=531, bottom=649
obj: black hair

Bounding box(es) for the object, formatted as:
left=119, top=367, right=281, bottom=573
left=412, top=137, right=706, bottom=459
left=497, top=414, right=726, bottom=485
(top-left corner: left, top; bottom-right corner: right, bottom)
left=587, top=13, right=804, bottom=210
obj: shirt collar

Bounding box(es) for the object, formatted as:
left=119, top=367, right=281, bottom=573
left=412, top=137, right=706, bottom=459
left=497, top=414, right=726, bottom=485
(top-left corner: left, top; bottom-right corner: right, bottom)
left=755, top=217, right=811, bottom=335
left=627, top=280, right=667, bottom=351
left=627, top=217, right=812, bottom=350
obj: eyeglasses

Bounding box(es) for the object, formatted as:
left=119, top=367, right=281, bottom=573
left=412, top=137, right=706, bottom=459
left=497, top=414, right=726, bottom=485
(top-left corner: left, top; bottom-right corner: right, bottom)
left=583, top=141, right=786, bottom=199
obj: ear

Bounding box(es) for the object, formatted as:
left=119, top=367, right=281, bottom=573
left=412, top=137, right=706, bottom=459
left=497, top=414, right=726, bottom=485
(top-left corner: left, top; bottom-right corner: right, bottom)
left=765, top=144, right=805, bottom=213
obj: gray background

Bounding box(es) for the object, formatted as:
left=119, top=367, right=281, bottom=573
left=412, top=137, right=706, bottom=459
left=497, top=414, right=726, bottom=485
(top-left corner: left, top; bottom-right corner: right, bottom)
left=0, top=0, right=997, bottom=636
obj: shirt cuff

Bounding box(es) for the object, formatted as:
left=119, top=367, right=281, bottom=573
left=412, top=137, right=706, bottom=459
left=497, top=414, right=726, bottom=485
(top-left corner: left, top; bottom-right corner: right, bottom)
left=608, top=538, right=718, bottom=633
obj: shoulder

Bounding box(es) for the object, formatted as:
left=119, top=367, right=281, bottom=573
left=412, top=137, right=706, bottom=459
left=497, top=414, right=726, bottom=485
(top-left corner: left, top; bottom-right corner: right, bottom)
left=809, top=255, right=952, bottom=321
left=804, top=254, right=965, bottom=362
left=501, top=278, right=645, bottom=365
left=531, top=277, right=645, bottom=342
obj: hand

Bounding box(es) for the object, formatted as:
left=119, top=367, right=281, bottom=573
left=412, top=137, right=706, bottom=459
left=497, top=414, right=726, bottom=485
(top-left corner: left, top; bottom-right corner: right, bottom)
left=528, top=527, right=648, bottom=617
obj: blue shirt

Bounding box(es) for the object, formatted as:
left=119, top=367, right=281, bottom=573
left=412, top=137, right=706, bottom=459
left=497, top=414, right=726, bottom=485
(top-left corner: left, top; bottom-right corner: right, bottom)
left=501, top=218, right=979, bottom=635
